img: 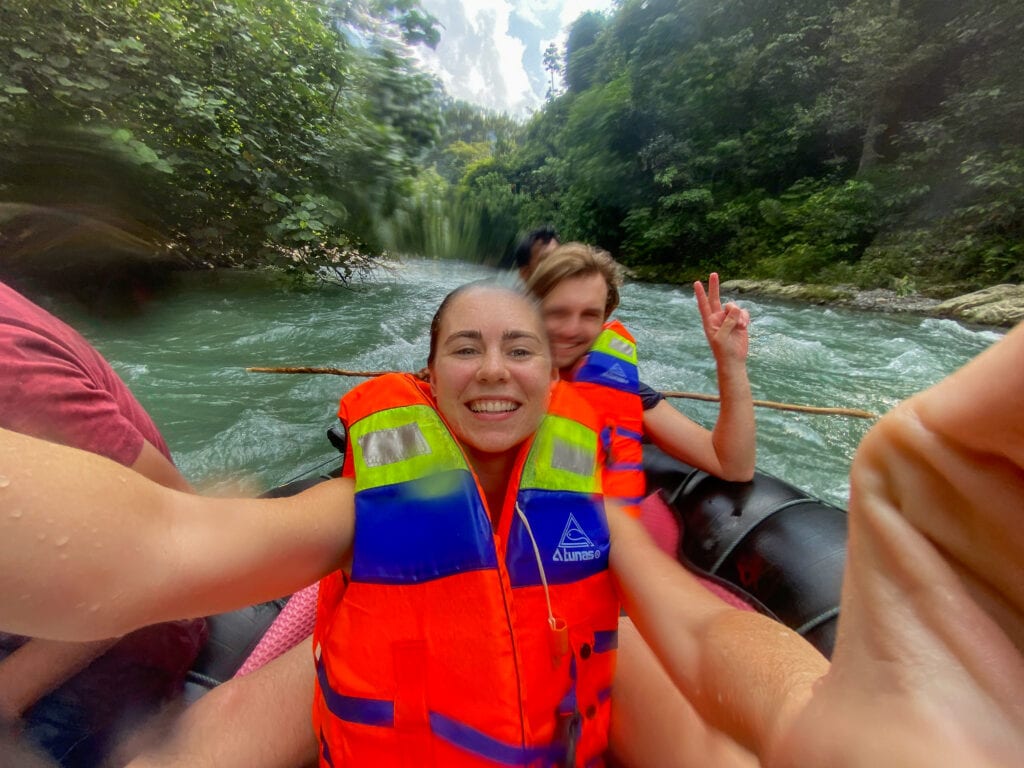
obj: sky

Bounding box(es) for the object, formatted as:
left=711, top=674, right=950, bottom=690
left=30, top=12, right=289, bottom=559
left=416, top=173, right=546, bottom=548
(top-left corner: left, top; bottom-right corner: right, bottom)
left=414, top=0, right=614, bottom=117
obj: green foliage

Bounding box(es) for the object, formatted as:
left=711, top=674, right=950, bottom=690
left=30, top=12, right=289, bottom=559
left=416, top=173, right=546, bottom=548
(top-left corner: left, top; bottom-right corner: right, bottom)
left=427, top=100, right=522, bottom=185
left=756, top=180, right=885, bottom=282
left=453, top=0, right=1022, bottom=292
left=564, top=12, right=607, bottom=94
left=378, top=165, right=519, bottom=266
left=0, top=0, right=445, bottom=277
left=6, top=0, right=1017, bottom=290
left=543, top=44, right=563, bottom=101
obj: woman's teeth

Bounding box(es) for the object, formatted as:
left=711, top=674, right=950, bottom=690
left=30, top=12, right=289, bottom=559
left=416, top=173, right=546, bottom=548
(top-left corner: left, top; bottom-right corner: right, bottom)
left=469, top=400, right=519, bottom=413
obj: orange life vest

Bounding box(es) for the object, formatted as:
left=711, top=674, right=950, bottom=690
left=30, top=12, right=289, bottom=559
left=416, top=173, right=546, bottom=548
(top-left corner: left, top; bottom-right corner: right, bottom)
left=570, top=320, right=645, bottom=517
left=312, top=374, right=620, bottom=767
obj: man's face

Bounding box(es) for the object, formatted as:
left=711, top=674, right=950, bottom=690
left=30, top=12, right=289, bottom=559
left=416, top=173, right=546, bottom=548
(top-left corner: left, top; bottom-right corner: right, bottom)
left=540, top=272, right=608, bottom=374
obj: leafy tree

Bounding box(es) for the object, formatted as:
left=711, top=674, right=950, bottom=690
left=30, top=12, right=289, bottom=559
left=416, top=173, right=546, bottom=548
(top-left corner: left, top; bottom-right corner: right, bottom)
left=563, top=12, right=607, bottom=94
left=0, top=0, right=445, bottom=280
left=543, top=43, right=562, bottom=101
left=456, top=0, right=1021, bottom=290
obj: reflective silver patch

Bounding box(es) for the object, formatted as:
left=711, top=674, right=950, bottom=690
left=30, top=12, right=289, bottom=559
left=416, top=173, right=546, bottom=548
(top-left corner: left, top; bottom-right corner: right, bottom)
left=551, top=437, right=593, bottom=476
left=359, top=422, right=431, bottom=467
left=608, top=337, right=634, bottom=358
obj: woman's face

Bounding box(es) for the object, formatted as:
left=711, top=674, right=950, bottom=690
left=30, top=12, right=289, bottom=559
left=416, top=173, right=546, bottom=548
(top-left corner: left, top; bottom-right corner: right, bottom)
left=429, top=288, right=556, bottom=458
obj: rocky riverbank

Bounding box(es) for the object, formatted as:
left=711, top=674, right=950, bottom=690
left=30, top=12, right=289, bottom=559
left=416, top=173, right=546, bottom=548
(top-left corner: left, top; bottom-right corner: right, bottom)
left=720, top=280, right=1024, bottom=329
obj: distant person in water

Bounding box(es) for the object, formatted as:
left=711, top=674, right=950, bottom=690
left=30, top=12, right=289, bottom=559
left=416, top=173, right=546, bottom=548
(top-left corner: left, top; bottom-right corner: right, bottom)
left=0, top=280, right=202, bottom=767
left=512, top=225, right=560, bottom=281
left=2, top=315, right=1023, bottom=767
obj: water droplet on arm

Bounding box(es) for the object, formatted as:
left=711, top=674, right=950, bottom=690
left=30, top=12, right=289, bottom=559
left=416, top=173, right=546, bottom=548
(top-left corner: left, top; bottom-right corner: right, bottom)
left=0, top=474, right=10, bottom=488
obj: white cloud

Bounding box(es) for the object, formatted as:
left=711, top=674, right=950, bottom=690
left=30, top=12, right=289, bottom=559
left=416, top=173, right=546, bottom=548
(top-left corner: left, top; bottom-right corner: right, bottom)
left=416, top=0, right=613, bottom=117
left=557, top=0, right=613, bottom=27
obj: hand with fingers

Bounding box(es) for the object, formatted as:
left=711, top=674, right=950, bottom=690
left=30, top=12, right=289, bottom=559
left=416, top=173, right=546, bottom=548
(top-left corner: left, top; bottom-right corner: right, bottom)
left=694, top=272, right=750, bottom=363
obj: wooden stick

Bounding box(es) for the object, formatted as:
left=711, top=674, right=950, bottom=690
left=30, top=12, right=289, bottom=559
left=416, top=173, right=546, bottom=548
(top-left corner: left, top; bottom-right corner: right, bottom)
left=659, top=390, right=878, bottom=419
left=246, top=366, right=879, bottom=419
left=247, top=366, right=395, bottom=378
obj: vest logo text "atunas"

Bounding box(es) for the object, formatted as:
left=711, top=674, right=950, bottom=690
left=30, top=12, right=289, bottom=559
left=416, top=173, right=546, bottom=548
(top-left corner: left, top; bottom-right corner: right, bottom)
left=552, top=514, right=603, bottom=562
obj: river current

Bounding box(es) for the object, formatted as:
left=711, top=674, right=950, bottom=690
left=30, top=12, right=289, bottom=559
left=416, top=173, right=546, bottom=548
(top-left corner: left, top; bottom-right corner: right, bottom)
left=56, top=258, right=1003, bottom=507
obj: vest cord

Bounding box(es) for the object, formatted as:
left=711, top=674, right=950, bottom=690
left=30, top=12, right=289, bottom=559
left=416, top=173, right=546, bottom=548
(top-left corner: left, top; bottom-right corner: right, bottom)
left=514, top=501, right=556, bottom=631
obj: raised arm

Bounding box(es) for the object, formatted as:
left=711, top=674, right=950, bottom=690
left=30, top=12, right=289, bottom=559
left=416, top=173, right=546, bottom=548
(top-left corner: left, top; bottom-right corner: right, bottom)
left=0, top=427, right=353, bottom=641
left=644, top=273, right=756, bottom=481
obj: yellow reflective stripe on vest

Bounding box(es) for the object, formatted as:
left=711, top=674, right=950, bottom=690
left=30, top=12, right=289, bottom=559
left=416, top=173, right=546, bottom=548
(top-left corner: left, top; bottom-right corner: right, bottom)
left=590, top=327, right=638, bottom=365
left=349, top=404, right=467, bottom=492
left=519, top=413, right=599, bottom=494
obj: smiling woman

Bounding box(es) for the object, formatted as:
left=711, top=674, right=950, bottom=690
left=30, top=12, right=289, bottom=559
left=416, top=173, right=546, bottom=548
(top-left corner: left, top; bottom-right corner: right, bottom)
left=318, top=282, right=627, bottom=763
left=426, top=284, right=556, bottom=511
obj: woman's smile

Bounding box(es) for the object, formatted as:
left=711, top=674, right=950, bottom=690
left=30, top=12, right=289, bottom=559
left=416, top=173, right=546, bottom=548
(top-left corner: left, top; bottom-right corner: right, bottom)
left=467, top=398, right=522, bottom=415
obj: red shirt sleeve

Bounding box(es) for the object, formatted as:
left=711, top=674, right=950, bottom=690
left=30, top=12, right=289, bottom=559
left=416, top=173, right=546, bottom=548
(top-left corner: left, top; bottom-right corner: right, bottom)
left=0, top=324, right=145, bottom=466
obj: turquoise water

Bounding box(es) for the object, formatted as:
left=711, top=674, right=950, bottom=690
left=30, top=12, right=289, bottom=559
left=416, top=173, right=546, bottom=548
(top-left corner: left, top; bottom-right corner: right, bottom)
left=57, top=259, right=1003, bottom=506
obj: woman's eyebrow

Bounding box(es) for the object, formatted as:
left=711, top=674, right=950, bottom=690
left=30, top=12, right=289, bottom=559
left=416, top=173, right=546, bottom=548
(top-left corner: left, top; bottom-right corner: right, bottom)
left=503, top=330, right=542, bottom=342
left=443, top=330, right=482, bottom=344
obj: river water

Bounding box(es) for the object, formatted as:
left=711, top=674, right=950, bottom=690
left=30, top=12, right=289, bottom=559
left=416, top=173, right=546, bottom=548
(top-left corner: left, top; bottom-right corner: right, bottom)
left=57, top=258, right=1003, bottom=507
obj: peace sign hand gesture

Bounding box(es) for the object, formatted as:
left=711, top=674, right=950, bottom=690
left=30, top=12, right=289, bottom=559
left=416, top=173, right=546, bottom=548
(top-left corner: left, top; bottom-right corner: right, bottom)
left=694, top=273, right=750, bottom=363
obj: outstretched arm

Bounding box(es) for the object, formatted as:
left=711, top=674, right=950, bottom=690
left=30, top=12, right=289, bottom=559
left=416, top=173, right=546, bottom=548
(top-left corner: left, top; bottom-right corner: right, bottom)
left=643, top=273, right=755, bottom=481
left=607, top=506, right=827, bottom=756
left=0, top=427, right=353, bottom=641
left=0, top=443, right=191, bottom=720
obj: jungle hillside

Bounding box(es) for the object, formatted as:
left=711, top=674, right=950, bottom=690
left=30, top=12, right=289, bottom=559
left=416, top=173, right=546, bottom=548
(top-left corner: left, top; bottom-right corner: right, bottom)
left=2, top=0, right=1021, bottom=296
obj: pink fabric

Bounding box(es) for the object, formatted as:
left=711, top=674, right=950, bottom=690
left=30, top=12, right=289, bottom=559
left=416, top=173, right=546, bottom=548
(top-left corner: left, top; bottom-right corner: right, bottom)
left=235, top=583, right=319, bottom=677
left=638, top=491, right=682, bottom=557
left=638, top=491, right=755, bottom=612
left=0, top=281, right=171, bottom=465
left=695, top=576, right=757, bottom=611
